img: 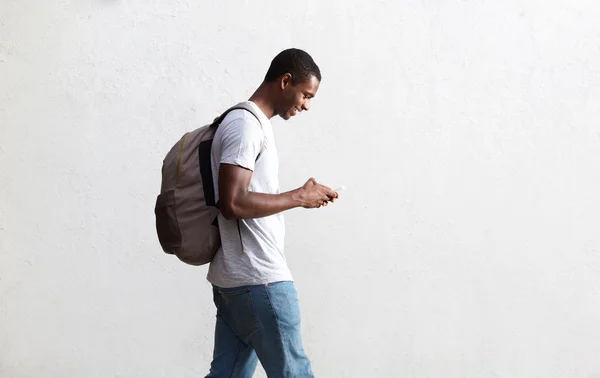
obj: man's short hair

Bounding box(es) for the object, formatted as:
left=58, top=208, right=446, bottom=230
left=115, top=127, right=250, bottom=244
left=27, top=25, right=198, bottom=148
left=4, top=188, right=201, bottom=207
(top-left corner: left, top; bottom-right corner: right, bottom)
left=264, top=48, right=321, bottom=85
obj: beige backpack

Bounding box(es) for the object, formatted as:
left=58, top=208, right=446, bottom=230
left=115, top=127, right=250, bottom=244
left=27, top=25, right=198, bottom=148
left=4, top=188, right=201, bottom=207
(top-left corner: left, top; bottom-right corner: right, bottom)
left=154, top=103, right=263, bottom=265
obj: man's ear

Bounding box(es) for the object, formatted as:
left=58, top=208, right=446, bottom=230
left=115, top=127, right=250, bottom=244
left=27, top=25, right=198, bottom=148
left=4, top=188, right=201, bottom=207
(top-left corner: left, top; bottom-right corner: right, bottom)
left=280, top=73, right=293, bottom=90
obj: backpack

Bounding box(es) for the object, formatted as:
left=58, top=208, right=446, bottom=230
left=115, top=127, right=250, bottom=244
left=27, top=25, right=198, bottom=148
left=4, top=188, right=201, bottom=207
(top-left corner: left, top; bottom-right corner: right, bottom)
left=154, top=103, right=264, bottom=266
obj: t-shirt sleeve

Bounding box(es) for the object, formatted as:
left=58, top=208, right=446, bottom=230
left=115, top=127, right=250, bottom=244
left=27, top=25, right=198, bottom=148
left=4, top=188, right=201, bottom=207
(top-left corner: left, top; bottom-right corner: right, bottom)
left=218, top=115, right=263, bottom=171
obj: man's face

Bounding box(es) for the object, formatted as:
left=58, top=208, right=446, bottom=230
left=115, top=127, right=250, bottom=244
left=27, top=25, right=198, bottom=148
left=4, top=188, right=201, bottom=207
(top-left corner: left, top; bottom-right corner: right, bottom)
left=277, top=74, right=320, bottom=120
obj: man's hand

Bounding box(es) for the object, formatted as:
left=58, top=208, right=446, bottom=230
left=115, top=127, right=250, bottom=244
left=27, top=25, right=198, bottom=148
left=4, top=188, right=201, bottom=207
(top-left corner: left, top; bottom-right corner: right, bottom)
left=219, top=165, right=339, bottom=219
left=293, top=178, right=338, bottom=209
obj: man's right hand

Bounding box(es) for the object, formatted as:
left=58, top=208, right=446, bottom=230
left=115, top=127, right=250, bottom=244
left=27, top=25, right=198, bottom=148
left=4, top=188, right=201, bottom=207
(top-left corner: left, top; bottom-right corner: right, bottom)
left=293, top=178, right=338, bottom=209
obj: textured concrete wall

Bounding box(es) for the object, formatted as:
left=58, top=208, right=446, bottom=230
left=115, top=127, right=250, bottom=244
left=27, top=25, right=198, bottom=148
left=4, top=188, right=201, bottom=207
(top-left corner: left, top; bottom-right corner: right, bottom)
left=1, top=0, right=600, bottom=377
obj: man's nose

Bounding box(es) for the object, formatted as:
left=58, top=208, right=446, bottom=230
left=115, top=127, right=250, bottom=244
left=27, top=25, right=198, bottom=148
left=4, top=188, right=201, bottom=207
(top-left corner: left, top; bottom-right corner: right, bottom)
left=302, top=100, right=311, bottom=111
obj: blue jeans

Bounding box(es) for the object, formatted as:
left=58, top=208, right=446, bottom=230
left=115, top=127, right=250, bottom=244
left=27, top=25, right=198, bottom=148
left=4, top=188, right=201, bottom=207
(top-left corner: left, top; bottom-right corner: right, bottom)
left=206, top=281, right=314, bottom=378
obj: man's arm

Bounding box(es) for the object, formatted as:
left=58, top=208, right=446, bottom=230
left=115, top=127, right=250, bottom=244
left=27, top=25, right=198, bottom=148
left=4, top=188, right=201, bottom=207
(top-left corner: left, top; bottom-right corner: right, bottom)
left=218, top=163, right=337, bottom=220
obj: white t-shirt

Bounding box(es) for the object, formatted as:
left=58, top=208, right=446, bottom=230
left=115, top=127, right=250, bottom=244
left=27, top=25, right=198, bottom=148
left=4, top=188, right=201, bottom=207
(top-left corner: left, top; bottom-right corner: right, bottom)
left=206, top=101, right=292, bottom=288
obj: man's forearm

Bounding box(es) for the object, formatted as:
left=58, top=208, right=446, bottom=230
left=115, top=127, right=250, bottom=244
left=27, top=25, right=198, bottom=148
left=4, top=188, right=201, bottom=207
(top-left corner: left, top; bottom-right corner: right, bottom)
left=221, top=190, right=301, bottom=220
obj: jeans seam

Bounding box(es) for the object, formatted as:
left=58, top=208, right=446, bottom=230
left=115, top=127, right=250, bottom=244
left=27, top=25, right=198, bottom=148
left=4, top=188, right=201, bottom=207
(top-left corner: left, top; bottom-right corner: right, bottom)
left=264, top=284, right=291, bottom=371
left=215, top=314, right=237, bottom=343
left=245, top=289, right=259, bottom=342
left=230, top=343, right=246, bottom=378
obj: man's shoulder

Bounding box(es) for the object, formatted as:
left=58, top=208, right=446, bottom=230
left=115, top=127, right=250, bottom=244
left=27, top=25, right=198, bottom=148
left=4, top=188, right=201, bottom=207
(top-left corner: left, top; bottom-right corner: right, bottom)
left=217, top=108, right=263, bottom=142
left=221, top=106, right=262, bottom=128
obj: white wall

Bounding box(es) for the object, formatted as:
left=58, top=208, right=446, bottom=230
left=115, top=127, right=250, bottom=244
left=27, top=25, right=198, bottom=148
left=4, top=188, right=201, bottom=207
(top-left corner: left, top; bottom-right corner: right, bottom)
left=2, top=1, right=600, bottom=377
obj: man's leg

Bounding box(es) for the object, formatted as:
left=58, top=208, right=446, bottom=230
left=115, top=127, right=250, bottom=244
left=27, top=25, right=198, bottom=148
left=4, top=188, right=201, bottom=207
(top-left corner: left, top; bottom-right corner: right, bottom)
left=206, top=286, right=259, bottom=378
left=249, top=281, right=314, bottom=378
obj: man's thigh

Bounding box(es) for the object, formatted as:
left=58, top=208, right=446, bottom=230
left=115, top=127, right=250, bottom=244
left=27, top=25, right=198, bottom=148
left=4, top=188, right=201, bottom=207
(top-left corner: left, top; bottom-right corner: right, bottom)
left=207, top=287, right=259, bottom=378
left=249, top=281, right=314, bottom=378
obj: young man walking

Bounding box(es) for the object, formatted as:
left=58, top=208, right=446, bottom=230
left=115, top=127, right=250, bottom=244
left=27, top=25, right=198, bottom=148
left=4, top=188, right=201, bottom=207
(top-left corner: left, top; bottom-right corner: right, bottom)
left=205, top=48, right=338, bottom=377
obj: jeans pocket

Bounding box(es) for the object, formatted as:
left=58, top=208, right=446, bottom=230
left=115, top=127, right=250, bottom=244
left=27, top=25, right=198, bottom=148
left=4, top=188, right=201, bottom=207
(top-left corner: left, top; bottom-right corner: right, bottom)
left=218, top=287, right=258, bottom=342
left=218, top=287, right=251, bottom=296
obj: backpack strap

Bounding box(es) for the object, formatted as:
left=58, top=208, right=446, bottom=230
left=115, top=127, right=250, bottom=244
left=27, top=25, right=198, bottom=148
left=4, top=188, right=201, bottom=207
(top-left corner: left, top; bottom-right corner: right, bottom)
left=211, top=103, right=266, bottom=159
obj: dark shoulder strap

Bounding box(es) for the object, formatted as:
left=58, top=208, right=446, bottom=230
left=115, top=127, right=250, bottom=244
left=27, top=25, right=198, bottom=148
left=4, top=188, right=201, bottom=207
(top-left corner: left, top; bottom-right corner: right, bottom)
left=210, top=103, right=262, bottom=128
left=211, top=102, right=266, bottom=160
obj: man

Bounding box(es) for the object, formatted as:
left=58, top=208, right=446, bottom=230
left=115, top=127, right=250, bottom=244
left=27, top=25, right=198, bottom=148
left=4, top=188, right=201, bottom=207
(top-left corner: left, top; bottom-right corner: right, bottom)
left=206, top=48, right=338, bottom=377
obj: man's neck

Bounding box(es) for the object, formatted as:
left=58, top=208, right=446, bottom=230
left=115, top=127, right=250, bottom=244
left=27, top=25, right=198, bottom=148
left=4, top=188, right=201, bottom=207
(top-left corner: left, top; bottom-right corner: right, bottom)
left=249, top=83, right=276, bottom=119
